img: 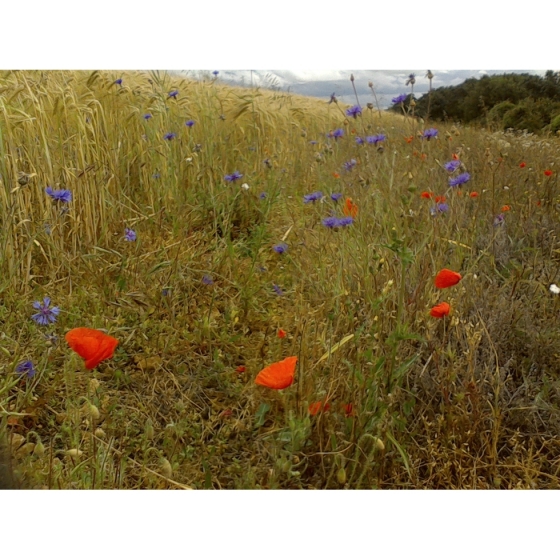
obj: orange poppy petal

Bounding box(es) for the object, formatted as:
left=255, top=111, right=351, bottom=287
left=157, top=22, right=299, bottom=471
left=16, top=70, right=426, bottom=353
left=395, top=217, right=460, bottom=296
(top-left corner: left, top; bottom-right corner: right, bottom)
left=308, top=401, right=331, bottom=416
left=430, top=302, right=451, bottom=318
left=255, top=356, right=297, bottom=390
left=435, top=269, right=462, bottom=289
left=65, top=328, right=119, bottom=370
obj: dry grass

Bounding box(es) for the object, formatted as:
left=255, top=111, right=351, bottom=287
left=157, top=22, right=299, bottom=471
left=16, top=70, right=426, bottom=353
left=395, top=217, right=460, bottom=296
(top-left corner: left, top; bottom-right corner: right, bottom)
left=1, top=70, right=560, bottom=489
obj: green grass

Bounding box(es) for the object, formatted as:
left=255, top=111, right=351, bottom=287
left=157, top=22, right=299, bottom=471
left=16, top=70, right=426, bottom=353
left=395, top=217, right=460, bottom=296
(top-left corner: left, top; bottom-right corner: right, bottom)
left=2, top=70, right=560, bottom=489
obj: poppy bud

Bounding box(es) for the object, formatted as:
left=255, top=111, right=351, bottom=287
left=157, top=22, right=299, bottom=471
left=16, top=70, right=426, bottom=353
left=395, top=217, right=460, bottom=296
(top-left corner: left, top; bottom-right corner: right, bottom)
left=337, top=467, right=347, bottom=484
left=161, top=458, right=173, bottom=478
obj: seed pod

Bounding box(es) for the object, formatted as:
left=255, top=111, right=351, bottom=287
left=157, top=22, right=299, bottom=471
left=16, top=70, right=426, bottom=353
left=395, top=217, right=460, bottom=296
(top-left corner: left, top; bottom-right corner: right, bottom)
left=337, top=467, right=347, bottom=485
left=94, top=428, right=106, bottom=438
left=161, top=458, right=173, bottom=478
left=374, top=438, right=385, bottom=452
left=65, top=449, right=83, bottom=458
left=34, top=441, right=45, bottom=457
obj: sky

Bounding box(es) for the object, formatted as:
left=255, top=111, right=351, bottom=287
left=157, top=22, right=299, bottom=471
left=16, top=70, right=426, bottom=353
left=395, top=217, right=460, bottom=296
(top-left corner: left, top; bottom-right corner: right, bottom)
left=188, top=69, right=549, bottom=108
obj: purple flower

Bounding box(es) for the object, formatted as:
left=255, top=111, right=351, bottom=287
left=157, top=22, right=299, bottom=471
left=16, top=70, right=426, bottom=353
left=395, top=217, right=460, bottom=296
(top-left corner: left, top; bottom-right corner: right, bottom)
left=303, top=191, right=323, bottom=203
left=114, top=78, right=123, bottom=85
left=366, top=134, right=386, bottom=145
left=331, top=128, right=344, bottom=139
left=355, top=137, right=364, bottom=145
left=185, top=120, right=195, bottom=128
left=45, top=186, right=72, bottom=204
left=164, top=132, right=176, bottom=141
left=322, top=216, right=340, bottom=229
left=392, top=94, right=407, bottom=104
left=346, top=105, right=362, bottom=118
left=273, top=242, right=288, bottom=254
left=225, top=171, right=243, bottom=183
left=16, top=360, right=36, bottom=380
left=343, top=159, right=357, bottom=172
left=331, top=193, right=343, bottom=202
left=449, top=172, right=471, bottom=187
left=259, top=192, right=267, bottom=199
left=124, top=228, right=137, bottom=242
left=162, top=288, right=171, bottom=296
left=494, top=213, right=505, bottom=227
left=272, top=283, right=283, bottom=296
left=309, top=140, right=318, bottom=145
left=337, top=216, right=354, bottom=227
left=143, top=113, right=152, bottom=120
left=202, top=274, right=214, bottom=285
left=168, top=90, right=179, bottom=98
left=31, top=297, right=60, bottom=326
left=422, top=128, right=438, bottom=139
left=437, top=203, right=449, bottom=213
left=444, top=160, right=461, bottom=172
left=212, top=71, right=219, bottom=76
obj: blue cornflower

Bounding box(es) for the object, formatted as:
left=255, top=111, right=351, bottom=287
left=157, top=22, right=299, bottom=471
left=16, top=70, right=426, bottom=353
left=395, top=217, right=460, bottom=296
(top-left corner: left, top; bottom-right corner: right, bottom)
left=16, top=360, right=36, bottom=380
left=272, top=283, right=283, bottom=296
left=346, top=105, right=362, bottom=118
left=225, top=171, right=243, bottom=183
left=143, top=113, right=152, bottom=120
left=332, top=128, right=344, bottom=139
left=163, top=132, right=176, bottom=141
left=31, top=297, right=60, bottom=326
left=124, top=228, right=137, bottom=242
left=444, top=160, right=461, bottom=172
left=202, top=274, right=214, bottom=285
left=437, top=203, right=449, bottom=213
left=366, top=134, right=386, bottom=145
left=356, top=137, right=364, bottom=145
left=153, top=173, right=161, bottom=179
left=322, top=216, right=340, bottom=229
left=168, top=90, right=179, bottom=98
left=449, top=172, right=470, bottom=187
left=212, top=71, right=219, bottom=76
left=114, top=78, right=123, bottom=85
left=494, top=213, right=505, bottom=227
left=423, top=128, right=438, bottom=139
left=303, top=191, right=323, bottom=203
left=259, top=192, right=267, bottom=199
left=185, top=120, right=195, bottom=127
left=273, top=242, right=288, bottom=254
left=343, top=159, right=357, bottom=172
left=162, top=288, right=171, bottom=296
left=45, top=186, right=72, bottom=204
left=331, top=193, right=343, bottom=202
left=392, top=93, right=407, bottom=104
left=328, top=93, right=337, bottom=104
left=338, top=216, right=354, bottom=227
left=309, top=140, right=318, bottom=145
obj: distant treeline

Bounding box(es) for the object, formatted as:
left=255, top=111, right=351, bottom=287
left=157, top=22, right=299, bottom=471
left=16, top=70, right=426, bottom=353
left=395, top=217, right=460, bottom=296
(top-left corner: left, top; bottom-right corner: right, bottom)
left=389, top=71, right=560, bottom=134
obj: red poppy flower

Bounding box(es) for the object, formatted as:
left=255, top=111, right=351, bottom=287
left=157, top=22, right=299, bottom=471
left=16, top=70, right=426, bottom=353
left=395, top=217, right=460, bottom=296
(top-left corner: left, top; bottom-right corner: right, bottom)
left=255, top=356, right=297, bottom=390
left=277, top=328, right=286, bottom=339
left=519, top=162, right=526, bottom=168
left=308, top=401, right=331, bottom=416
left=236, top=365, right=246, bottom=373
left=342, top=403, right=355, bottom=417
left=435, top=195, right=446, bottom=204
left=343, top=198, right=358, bottom=218
left=452, top=153, right=459, bottom=160
left=435, top=269, right=462, bottom=289
left=469, top=191, right=479, bottom=198
left=430, top=302, right=451, bottom=318
left=544, top=169, right=553, bottom=177
left=421, top=191, right=434, bottom=199
left=333, top=172, right=340, bottom=179
left=501, top=205, right=511, bottom=212
left=65, top=328, right=119, bottom=370
left=405, top=135, right=414, bottom=143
